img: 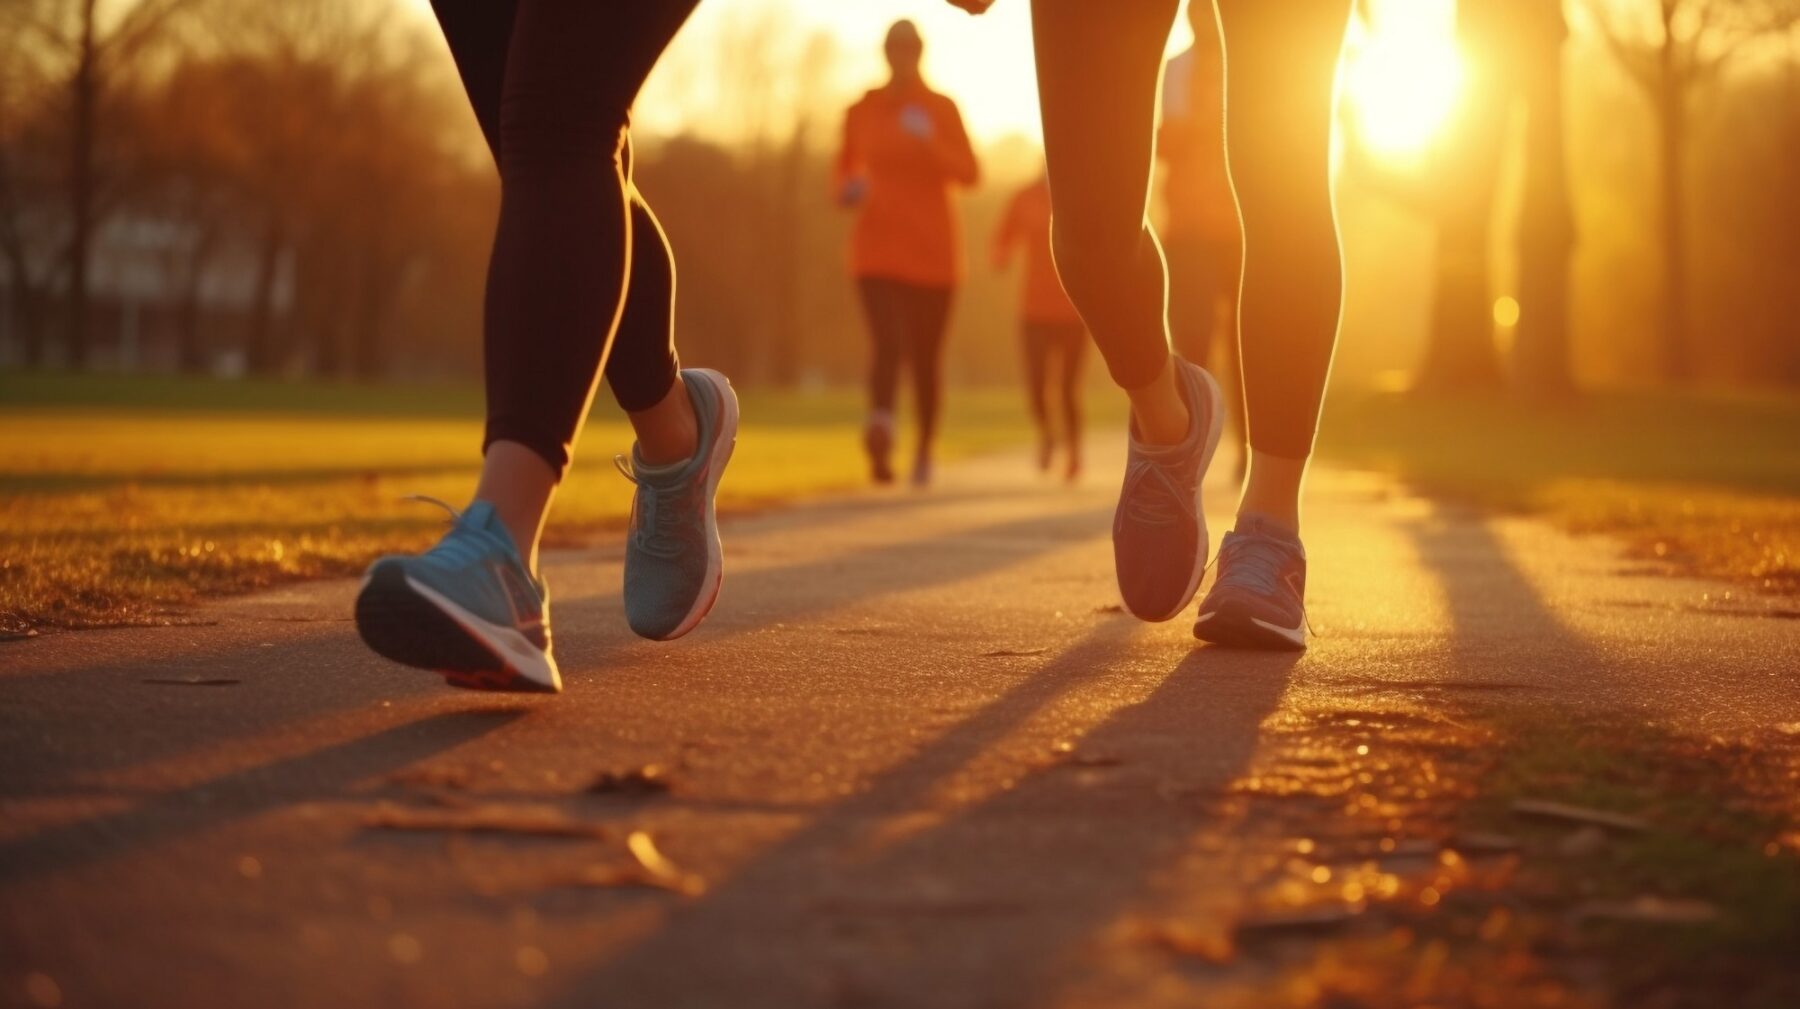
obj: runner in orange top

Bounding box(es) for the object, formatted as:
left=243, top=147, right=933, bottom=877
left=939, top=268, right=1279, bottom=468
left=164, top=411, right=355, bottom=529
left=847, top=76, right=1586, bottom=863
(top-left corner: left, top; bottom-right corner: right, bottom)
left=993, top=171, right=1089, bottom=482
left=1159, top=2, right=1246, bottom=473
left=835, top=19, right=979, bottom=487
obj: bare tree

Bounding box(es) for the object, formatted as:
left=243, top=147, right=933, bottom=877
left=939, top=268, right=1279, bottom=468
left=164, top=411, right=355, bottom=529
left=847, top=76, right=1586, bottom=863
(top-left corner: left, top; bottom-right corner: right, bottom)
left=11, top=0, right=194, bottom=367
left=1586, top=0, right=1800, bottom=382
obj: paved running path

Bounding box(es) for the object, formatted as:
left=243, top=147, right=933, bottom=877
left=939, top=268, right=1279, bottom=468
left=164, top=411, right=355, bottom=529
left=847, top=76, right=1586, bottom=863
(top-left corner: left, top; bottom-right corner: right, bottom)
left=3, top=442, right=1796, bottom=1008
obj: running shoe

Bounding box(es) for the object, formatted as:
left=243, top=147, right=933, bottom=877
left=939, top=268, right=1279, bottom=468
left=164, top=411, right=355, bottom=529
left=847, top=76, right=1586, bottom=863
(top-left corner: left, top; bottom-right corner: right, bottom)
left=864, top=412, right=895, bottom=485
left=617, top=368, right=739, bottom=641
left=355, top=498, right=560, bottom=693
left=1113, top=356, right=1223, bottom=622
left=1193, top=516, right=1308, bottom=650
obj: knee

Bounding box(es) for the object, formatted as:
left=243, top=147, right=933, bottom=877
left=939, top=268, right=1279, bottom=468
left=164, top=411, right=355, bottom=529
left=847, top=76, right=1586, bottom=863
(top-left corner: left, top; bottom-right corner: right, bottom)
left=1050, top=217, right=1144, bottom=307
left=498, top=92, right=630, bottom=177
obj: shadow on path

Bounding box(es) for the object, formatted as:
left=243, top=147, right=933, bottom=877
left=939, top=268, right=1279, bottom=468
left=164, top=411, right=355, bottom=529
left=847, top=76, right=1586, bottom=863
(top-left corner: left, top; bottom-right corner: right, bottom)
left=0, top=708, right=523, bottom=886
left=541, top=628, right=1298, bottom=1007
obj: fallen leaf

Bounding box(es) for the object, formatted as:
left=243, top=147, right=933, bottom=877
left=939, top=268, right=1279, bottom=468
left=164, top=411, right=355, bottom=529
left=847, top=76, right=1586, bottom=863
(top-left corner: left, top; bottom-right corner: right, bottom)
left=1451, top=831, right=1520, bottom=855
left=1138, top=921, right=1236, bottom=964
left=363, top=802, right=612, bottom=839
left=1572, top=895, right=1720, bottom=926
left=587, top=765, right=673, bottom=797
left=142, top=677, right=240, bottom=687
left=1556, top=825, right=1609, bottom=858
left=1234, top=901, right=1367, bottom=937
left=563, top=831, right=704, bottom=896
left=1511, top=799, right=1650, bottom=833
left=982, top=648, right=1047, bottom=658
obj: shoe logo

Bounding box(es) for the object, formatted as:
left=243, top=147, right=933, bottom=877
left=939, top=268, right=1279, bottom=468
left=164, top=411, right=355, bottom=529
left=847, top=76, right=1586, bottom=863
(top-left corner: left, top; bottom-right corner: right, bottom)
left=491, top=561, right=544, bottom=630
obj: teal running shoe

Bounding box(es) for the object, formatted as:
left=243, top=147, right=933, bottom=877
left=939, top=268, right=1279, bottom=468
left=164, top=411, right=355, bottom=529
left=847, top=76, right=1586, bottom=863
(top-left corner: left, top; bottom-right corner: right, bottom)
left=616, top=368, right=739, bottom=641
left=1113, top=356, right=1224, bottom=622
left=355, top=498, right=560, bottom=693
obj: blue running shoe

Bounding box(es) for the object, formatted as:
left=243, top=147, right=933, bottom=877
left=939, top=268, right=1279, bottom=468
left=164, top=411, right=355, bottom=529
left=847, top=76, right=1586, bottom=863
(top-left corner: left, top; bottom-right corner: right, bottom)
left=1113, top=356, right=1224, bottom=622
left=1193, top=517, right=1308, bottom=650
left=355, top=498, right=561, bottom=693
left=617, top=368, right=739, bottom=641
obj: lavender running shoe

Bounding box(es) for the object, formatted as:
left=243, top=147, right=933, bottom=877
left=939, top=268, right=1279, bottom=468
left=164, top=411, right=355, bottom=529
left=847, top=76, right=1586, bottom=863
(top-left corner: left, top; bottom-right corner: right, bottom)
left=1113, top=356, right=1224, bottom=622
left=1193, top=517, right=1308, bottom=650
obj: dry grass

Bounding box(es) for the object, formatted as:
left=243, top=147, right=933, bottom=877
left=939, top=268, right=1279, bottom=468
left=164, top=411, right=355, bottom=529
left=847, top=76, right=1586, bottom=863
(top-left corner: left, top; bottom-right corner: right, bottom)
left=1318, top=391, right=1800, bottom=597
left=0, top=375, right=1067, bottom=635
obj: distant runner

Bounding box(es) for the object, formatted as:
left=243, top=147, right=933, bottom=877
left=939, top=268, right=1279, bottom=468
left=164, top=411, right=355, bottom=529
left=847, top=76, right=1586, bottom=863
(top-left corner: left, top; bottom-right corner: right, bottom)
left=993, top=171, right=1089, bottom=482
left=835, top=20, right=980, bottom=487
left=1159, top=5, right=1247, bottom=475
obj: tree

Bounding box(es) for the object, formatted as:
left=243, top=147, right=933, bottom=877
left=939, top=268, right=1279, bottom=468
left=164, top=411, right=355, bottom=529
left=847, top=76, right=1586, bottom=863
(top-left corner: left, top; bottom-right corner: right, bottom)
left=10, top=0, right=193, bottom=367
left=1586, top=0, right=1800, bottom=383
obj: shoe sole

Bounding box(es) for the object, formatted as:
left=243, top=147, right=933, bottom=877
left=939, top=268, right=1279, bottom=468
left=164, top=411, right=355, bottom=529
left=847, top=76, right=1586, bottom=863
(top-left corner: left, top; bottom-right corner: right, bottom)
left=1120, top=363, right=1226, bottom=623
left=1193, top=608, right=1308, bottom=651
left=355, top=564, right=562, bottom=693
left=643, top=368, right=738, bottom=642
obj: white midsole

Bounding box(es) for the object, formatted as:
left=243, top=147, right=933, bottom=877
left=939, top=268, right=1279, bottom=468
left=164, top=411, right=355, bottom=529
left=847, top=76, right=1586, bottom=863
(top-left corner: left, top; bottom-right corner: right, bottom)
left=404, top=575, right=562, bottom=691
left=658, top=368, right=738, bottom=641
left=1250, top=616, right=1308, bottom=646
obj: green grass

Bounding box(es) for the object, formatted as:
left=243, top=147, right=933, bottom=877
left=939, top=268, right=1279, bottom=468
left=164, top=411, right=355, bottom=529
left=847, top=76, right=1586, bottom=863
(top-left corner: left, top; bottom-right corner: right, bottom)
left=1317, top=391, right=1800, bottom=595
left=0, top=372, right=1069, bottom=635
left=1467, top=716, right=1800, bottom=1007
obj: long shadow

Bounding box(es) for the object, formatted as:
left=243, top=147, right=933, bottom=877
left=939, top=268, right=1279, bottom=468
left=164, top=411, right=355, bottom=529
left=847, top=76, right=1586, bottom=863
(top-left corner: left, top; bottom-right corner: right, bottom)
left=0, top=500, right=1111, bottom=794
left=1398, top=504, right=1606, bottom=688
left=0, top=708, right=523, bottom=886
left=538, top=630, right=1298, bottom=1007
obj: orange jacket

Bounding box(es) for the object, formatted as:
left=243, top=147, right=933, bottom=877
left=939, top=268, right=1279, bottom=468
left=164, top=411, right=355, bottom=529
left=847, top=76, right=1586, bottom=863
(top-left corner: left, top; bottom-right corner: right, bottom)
left=993, top=176, right=1081, bottom=326
left=835, top=83, right=978, bottom=288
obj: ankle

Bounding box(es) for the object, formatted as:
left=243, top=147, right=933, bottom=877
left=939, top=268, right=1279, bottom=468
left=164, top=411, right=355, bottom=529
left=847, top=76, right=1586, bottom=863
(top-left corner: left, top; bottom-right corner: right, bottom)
left=1126, top=358, right=1189, bottom=446
left=630, top=376, right=700, bottom=466
left=1237, top=448, right=1308, bottom=535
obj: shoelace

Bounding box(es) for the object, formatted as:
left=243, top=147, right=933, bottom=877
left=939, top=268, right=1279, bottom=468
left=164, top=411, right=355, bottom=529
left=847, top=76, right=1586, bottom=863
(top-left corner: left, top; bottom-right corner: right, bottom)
left=1120, top=462, right=1189, bottom=526
left=398, top=494, right=490, bottom=567
left=1214, top=533, right=1298, bottom=598
left=614, top=454, right=693, bottom=559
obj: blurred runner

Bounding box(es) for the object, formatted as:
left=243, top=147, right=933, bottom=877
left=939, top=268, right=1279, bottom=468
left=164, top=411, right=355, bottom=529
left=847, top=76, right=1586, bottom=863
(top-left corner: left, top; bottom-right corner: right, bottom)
left=993, top=170, right=1088, bottom=483
left=354, top=2, right=737, bottom=693
left=1159, top=4, right=1247, bottom=476
left=835, top=20, right=980, bottom=487
left=945, top=0, right=1349, bottom=650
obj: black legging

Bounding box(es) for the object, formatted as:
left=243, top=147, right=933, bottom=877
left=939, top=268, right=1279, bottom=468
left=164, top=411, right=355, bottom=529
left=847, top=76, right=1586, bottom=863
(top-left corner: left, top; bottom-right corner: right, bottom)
left=430, top=0, right=698, bottom=478
left=1022, top=320, right=1087, bottom=448
left=1032, top=0, right=1347, bottom=459
left=857, top=277, right=952, bottom=456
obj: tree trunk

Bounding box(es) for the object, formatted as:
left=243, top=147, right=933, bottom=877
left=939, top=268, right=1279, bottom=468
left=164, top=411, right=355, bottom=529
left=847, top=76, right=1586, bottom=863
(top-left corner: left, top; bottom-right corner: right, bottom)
left=66, top=0, right=99, bottom=369
left=1655, top=80, right=1690, bottom=383
left=245, top=218, right=286, bottom=374
left=1511, top=0, right=1577, bottom=399
left=1415, top=0, right=1509, bottom=393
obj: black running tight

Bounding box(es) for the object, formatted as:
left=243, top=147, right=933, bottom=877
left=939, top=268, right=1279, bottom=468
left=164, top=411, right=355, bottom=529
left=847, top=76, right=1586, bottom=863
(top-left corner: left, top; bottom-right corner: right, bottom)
left=858, top=278, right=953, bottom=455
left=1031, top=0, right=1348, bottom=459
left=1022, top=321, right=1088, bottom=446
left=430, top=0, right=697, bottom=478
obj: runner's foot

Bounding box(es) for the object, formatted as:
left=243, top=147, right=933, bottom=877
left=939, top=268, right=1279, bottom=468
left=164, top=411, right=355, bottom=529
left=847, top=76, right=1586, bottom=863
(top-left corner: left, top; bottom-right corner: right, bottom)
left=1113, top=356, right=1223, bottom=622
left=1193, top=516, right=1308, bottom=650
left=864, top=413, right=895, bottom=485
left=618, top=368, right=739, bottom=641
left=355, top=499, right=560, bottom=693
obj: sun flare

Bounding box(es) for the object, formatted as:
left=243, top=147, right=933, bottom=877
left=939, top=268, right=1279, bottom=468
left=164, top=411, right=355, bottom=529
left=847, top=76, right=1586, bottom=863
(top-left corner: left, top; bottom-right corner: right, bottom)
left=1340, top=0, right=1465, bottom=162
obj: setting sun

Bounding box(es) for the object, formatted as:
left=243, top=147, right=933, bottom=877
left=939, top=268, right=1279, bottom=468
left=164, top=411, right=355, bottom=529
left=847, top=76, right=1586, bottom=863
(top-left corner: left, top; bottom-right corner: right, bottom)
left=1340, top=0, right=1464, bottom=161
